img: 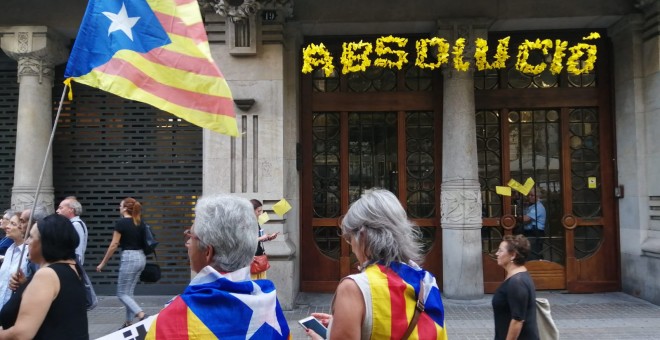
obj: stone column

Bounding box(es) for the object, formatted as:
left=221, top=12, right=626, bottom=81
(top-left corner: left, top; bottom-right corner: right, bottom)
left=0, top=26, right=69, bottom=212
left=437, top=21, right=489, bottom=299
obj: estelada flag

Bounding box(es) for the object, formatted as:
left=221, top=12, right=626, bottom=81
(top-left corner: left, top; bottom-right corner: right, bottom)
left=145, top=266, right=291, bottom=339
left=64, top=0, right=238, bottom=137
left=365, top=262, right=448, bottom=339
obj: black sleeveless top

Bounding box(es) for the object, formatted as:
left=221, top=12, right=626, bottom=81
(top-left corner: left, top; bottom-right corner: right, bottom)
left=0, top=263, right=89, bottom=339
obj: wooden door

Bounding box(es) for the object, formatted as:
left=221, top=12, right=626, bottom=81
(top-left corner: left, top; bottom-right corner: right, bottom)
left=300, top=37, right=443, bottom=292
left=478, top=31, right=619, bottom=292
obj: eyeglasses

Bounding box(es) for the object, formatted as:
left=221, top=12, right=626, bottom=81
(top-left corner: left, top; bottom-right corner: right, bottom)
left=183, top=228, right=200, bottom=241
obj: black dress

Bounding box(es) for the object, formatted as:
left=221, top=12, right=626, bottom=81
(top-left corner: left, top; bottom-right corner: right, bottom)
left=0, top=263, right=88, bottom=340
left=255, top=224, right=265, bottom=256
left=491, top=271, right=539, bottom=340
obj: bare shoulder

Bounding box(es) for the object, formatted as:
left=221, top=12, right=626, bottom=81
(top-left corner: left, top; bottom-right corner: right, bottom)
left=336, top=277, right=361, bottom=295
left=33, top=266, right=57, bottom=279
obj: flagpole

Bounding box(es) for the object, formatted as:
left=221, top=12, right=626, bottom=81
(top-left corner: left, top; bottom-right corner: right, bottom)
left=15, top=84, right=69, bottom=274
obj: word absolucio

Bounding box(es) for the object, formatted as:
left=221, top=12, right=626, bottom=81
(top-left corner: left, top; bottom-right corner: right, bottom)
left=302, top=32, right=601, bottom=77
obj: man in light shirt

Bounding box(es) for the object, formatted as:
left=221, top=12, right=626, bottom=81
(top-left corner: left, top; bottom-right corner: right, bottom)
left=56, top=196, right=88, bottom=265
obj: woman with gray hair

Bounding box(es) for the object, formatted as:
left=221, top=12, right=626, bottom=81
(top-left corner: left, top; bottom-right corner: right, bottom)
left=305, top=189, right=447, bottom=340
left=145, top=194, right=290, bottom=339
left=0, top=210, right=15, bottom=258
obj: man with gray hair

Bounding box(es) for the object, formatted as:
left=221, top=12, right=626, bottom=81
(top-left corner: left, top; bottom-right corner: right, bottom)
left=145, top=194, right=290, bottom=339
left=20, top=205, right=50, bottom=276
left=56, top=196, right=88, bottom=264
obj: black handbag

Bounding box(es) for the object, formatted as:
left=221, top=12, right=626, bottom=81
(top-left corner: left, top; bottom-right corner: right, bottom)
left=140, top=262, right=161, bottom=283
left=143, top=223, right=159, bottom=256
left=141, top=249, right=161, bottom=283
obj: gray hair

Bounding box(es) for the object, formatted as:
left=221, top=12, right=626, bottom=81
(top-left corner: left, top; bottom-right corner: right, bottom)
left=193, top=194, right=258, bottom=272
left=65, top=196, right=83, bottom=216
left=3, top=209, right=14, bottom=219
left=32, top=205, right=50, bottom=221
left=341, top=189, right=423, bottom=268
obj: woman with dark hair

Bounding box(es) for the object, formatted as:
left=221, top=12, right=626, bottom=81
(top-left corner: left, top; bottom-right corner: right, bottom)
left=96, top=197, right=148, bottom=328
left=492, top=234, right=539, bottom=340
left=0, top=214, right=88, bottom=339
left=249, top=199, right=278, bottom=279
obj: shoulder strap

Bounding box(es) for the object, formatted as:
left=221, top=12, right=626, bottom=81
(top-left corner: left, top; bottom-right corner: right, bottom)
left=72, top=220, right=87, bottom=237
left=402, top=280, right=425, bottom=340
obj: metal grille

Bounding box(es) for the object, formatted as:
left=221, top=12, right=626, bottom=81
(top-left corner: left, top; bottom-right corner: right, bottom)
left=52, top=77, right=202, bottom=295
left=0, top=60, right=18, bottom=209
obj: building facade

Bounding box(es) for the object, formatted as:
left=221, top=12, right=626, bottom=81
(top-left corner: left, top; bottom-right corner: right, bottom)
left=0, top=0, right=659, bottom=309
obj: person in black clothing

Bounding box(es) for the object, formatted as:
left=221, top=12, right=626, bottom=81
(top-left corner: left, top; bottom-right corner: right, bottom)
left=249, top=199, right=278, bottom=279
left=0, top=214, right=88, bottom=339
left=96, top=197, right=148, bottom=328
left=491, top=234, right=539, bottom=340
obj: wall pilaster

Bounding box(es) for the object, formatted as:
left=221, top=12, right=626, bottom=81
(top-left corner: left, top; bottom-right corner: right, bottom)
left=0, top=26, right=69, bottom=212
left=200, top=2, right=297, bottom=309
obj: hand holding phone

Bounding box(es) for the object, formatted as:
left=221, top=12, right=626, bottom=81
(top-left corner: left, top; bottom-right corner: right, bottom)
left=298, top=316, right=328, bottom=339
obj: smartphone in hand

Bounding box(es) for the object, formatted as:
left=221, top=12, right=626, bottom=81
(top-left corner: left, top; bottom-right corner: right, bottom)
left=298, top=316, right=328, bottom=339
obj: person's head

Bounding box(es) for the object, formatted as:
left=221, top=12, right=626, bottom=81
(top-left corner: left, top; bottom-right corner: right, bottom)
left=56, top=196, right=82, bottom=219
left=6, top=213, right=23, bottom=242
left=250, top=199, right=263, bottom=218
left=20, top=206, right=49, bottom=234
left=527, top=187, right=542, bottom=204
left=2, top=209, right=14, bottom=231
left=120, top=197, right=142, bottom=226
left=188, top=194, right=257, bottom=273
left=496, top=234, right=530, bottom=267
left=341, top=188, right=422, bottom=268
left=28, top=214, right=79, bottom=265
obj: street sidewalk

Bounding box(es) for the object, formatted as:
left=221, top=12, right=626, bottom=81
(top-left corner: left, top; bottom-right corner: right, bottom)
left=89, top=291, right=660, bottom=339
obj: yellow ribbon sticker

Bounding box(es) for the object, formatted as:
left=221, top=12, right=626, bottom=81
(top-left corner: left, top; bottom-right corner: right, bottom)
left=522, top=177, right=535, bottom=195
left=507, top=177, right=535, bottom=195
left=272, top=198, right=292, bottom=217
left=496, top=186, right=512, bottom=196
left=257, top=211, right=270, bottom=226
left=507, top=178, right=525, bottom=194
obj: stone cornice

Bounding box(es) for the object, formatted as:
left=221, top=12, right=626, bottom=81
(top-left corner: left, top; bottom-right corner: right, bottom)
left=200, top=0, right=293, bottom=22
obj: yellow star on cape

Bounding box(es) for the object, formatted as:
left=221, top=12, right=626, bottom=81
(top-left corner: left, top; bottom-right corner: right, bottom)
left=229, top=281, right=283, bottom=337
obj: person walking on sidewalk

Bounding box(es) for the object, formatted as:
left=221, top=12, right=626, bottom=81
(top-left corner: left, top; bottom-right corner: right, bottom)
left=96, top=197, right=148, bottom=329
left=249, top=199, right=279, bottom=279
left=492, top=234, right=539, bottom=340
left=57, top=196, right=88, bottom=265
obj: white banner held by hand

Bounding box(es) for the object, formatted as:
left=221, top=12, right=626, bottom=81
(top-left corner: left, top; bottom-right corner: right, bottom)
left=95, top=314, right=157, bottom=340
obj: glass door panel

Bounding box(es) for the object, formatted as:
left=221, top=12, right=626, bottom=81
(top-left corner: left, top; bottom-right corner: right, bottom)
left=348, top=112, right=398, bottom=203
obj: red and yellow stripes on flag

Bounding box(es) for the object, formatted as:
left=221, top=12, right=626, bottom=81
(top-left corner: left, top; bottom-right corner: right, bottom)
left=145, top=296, right=215, bottom=340
left=365, top=265, right=447, bottom=339
left=71, top=0, right=238, bottom=137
